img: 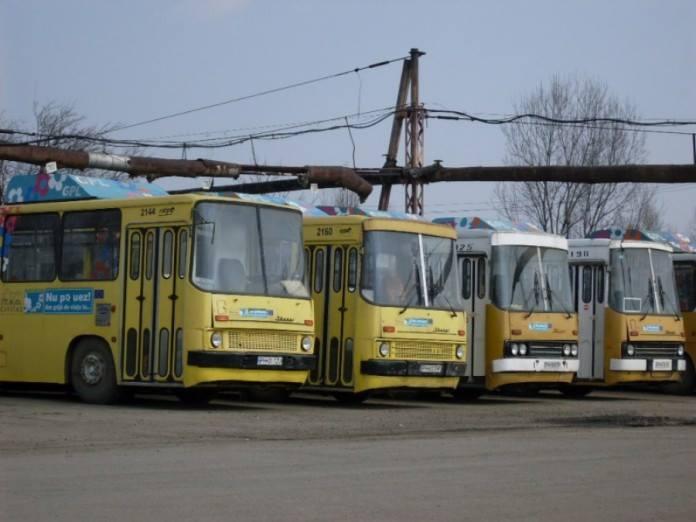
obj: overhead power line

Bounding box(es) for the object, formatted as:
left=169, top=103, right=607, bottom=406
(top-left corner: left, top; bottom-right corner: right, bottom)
left=107, top=55, right=409, bottom=134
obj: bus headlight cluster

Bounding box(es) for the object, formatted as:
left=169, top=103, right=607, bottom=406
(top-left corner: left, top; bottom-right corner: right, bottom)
left=510, top=343, right=527, bottom=356
left=455, top=345, right=465, bottom=359
left=626, top=344, right=636, bottom=356
left=210, top=331, right=223, bottom=349
left=563, top=344, right=571, bottom=356
left=571, top=344, right=578, bottom=357
left=301, top=336, right=313, bottom=352
left=677, top=345, right=685, bottom=357
left=379, top=342, right=390, bottom=358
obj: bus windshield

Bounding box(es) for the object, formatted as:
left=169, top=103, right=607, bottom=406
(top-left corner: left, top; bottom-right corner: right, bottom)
left=192, top=202, right=308, bottom=298
left=609, top=248, right=678, bottom=315
left=360, top=230, right=461, bottom=310
left=491, top=245, right=572, bottom=313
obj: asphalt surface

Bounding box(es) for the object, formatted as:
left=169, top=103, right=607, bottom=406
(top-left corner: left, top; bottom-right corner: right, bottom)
left=1, top=388, right=695, bottom=521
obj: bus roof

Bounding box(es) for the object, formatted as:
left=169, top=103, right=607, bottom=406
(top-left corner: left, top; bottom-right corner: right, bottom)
left=303, top=214, right=457, bottom=239
left=2, top=172, right=302, bottom=213
left=433, top=216, right=543, bottom=233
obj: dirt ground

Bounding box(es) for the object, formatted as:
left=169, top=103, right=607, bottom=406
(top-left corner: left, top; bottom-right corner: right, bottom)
left=1, top=388, right=695, bottom=521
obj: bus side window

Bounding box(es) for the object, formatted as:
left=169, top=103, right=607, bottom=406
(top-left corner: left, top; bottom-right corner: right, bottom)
left=477, top=257, right=486, bottom=299
left=347, top=248, right=358, bottom=293
left=178, top=229, right=188, bottom=279
left=61, top=209, right=121, bottom=281
left=314, top=249, right=324, bottom=293
left=596, top=267, right=605, bottom=304
left=461, top=258, right=471, bottom=299
left=333, top=248, right=343, bottom=292
left=2, top=213, right=59, bottom=282
left=582, top=266, right=592, bottom=304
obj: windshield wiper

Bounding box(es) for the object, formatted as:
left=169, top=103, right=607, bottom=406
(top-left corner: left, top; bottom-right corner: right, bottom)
left=523, top=272, right=542, bottom=319
left=657, top=276, right=681, bottom=321
left=639, top=282, right=655, bottom=321
left=545, top=274, right=572, bottom=318
left=398, top=263, right=420, bottom=315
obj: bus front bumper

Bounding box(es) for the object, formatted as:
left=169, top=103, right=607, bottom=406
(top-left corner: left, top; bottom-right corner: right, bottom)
left=188, top=351, right=316, bottom=371
left=609, top=358, right=686, bottom=372
left=492, top=358, right=579, bottom=373
left=361, top=360, right=467, bottom=377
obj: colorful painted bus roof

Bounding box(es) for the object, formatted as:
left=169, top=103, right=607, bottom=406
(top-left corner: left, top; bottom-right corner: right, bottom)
left=432, top=216, right=544, bottom=233
left=652, top=231, right=696, bottom=253
left=590, top=228, right=670, bottom=243
left=5, top=172, right=168, bottom=204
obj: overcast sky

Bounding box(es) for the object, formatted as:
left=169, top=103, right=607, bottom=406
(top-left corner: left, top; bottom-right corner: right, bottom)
left=1, top=0, right=695, bottom=229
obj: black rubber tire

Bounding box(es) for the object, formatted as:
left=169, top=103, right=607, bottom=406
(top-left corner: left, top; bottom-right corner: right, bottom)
left=451, top=388, right=484, bottom=401
left=333, top=392, right=368, bottom=404
left=70, top=339, right=121, bottom=404
left=662, top=357, right=696, bottom=395
left=560, top=386, right=592, bottom=398
left=175, top=388, right=216, bottom=405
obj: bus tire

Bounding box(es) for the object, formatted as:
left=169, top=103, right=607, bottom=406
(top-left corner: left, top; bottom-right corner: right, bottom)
left=662, top=357, right=696, bottom=395
left=560, top=386, right=592, bottom=398
left=70, top=339, right=121, bottom=404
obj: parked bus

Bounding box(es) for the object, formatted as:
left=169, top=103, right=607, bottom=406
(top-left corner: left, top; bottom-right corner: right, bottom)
left=568, top=229, right=685, bottom=393
left=433, top=217, right=578, bottom=397
left=662, top=232, right=696, bottom=393
left=303, top=207, right=467, bottom=402
left=0, top=172, right=315, bottom=403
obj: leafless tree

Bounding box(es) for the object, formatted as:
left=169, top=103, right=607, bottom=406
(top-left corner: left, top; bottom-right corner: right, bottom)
left=0, top=101, right=132, bottom=200
left=494, top=76, right=650, bottom=237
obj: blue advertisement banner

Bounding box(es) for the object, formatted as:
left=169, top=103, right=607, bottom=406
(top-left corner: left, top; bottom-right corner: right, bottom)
left=24, top=289, right=94, bottom=314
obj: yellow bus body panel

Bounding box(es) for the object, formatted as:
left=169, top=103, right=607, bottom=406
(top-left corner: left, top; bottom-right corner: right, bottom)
left=485, top=306, right=577, bottom=390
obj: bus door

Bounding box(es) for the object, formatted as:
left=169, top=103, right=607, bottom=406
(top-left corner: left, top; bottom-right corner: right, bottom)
left=574, top=263, right=606, bottom=380
left=122, top=225, right=186, bottom=384
left=308, top=244, right=355, bottom=388
left=459, top=255, right=487, bottom=379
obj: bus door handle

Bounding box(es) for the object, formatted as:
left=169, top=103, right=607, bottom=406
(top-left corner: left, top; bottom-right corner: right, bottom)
left=338, top=306, right=347, bottom=312
left=136, top=295, right=145, bottom=302
left=169, top=294, right=178, bottom=301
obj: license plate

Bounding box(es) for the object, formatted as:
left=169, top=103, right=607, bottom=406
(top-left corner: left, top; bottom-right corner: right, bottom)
left=652, top=359, right=672, bottom=371
left=420, top=364, right=443, bottom=374
left=543, top=361, right=562, bottom=370
left=257, top=356, right=283, bottom=367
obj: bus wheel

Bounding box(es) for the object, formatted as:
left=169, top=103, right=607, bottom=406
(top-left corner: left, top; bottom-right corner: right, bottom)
left=333, top=392, right=368, bottom=405
left=451, top=388, right=484, bottom=401
left=560, top=386, right=592, bottom=398
left=662, top=358, right=696, bottom=395
left=175, top=388, right=216, bottom=405
left=70, top=339, right=121, bottom=404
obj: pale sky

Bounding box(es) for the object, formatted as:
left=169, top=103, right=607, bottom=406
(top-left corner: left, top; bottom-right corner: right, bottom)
left=1, top=0, right=695, bottom=229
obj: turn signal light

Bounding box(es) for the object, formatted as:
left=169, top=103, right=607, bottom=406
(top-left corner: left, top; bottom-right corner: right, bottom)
left=458, top=329, right=466, bottom=336
left=572, top=330, right=578, bottom=335
left=214, top=314, right=230, bottom=321
left=629, top=330, right=639, bottom=337
left=383, top=326, right=396, bottom=333
left=511, top=329, right=522, bottom=335
left=304, top=319, right=314, bottom=326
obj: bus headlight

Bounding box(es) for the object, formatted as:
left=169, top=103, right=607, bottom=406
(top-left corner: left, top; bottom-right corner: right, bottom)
left=511, top=343, right=519, bottom=356
left=677, top=345, right=685, bottom=357
left=301, top=336, right=313, bottom=352
left=563, top=344, right=571, bottom=356
left=571, top=344, right=578, bottom=357
left=379, top=342, right=390, bottom=358
left=455, top=345, right=465, bottom=359
left=210, top=331, right=223, bottom=349
left=519, top=343, right=528, bottom=356
left=626, top=344, right=635, bottom=356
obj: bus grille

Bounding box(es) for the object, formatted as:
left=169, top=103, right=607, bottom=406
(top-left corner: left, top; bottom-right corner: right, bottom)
left=633, top=344, right=681, bottom=358
left=228, top=331, right=299, bottom=353
left=528, top=343, right=564, bottom=357
left=392, top=341, right=455, bottom=361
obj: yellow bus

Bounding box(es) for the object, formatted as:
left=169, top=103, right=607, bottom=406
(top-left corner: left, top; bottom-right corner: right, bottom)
left=303, top=208, right=467, bottom=402
left=568, top=229, right=685, bottom=393
left=0, top=173, right=315, bottom=403
left=671, top=249, right=696, bottom=393
left=433, top=217, right=578, bottom=398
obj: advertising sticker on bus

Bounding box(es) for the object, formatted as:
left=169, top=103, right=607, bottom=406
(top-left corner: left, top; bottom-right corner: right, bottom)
left=24, top=289, right=94, bottom=314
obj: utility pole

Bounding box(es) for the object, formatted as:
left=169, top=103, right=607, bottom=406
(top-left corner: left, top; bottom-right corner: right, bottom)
left=379, top=48, right=426, bottom=214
